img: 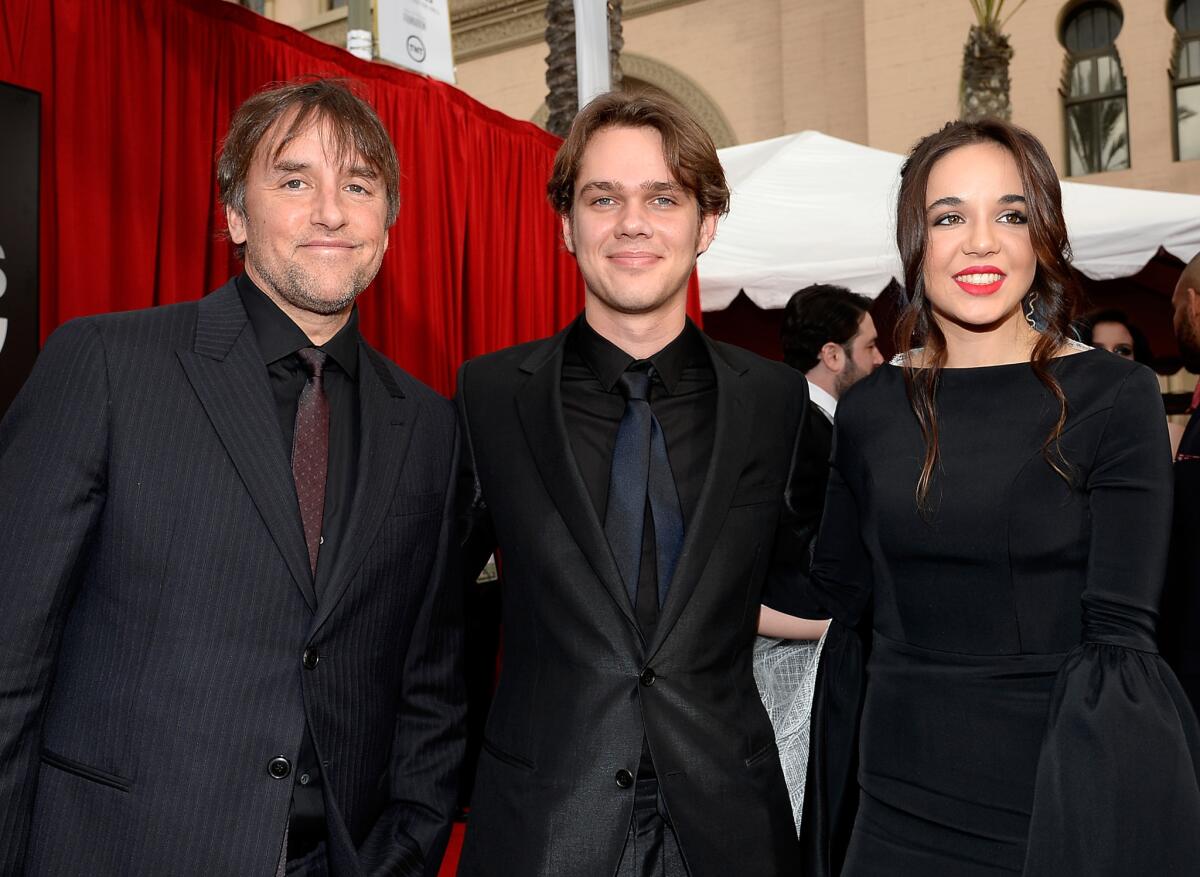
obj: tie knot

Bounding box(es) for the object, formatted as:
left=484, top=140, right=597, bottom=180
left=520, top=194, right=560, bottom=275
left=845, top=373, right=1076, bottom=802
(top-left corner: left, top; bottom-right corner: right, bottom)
left=297, top=347, right=327, bottom=380
left=616, top=366, right=653, bottom=402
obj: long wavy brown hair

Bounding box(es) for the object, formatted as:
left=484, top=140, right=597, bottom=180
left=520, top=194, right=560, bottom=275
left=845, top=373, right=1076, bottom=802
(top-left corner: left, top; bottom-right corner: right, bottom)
left=894, top=119, right=1082, bottom=508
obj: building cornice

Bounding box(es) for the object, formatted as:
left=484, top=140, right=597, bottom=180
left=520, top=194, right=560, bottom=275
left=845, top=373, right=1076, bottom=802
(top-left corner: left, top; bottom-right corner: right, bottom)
left=451, top=0, right=700, bottom=62
left=289, top=1, right=703, bottom=68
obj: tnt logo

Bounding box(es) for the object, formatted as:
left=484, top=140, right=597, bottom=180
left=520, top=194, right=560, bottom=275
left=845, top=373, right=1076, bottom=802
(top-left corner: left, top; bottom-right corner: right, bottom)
left=406, top=34, right=426, bottom=63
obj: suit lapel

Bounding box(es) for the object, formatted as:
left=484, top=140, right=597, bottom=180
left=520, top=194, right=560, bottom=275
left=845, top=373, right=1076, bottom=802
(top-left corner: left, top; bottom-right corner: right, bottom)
left=178, top=282, right=317, bottom=611
left=810, top=402, right=834, bottom=459
left=1180, top=408, right=1200, bottom=458
left=649, top=338, right=752, bottom=656
left=310, top=344, right=414, bottom=634
left=515, top=325, right=639, bottom=631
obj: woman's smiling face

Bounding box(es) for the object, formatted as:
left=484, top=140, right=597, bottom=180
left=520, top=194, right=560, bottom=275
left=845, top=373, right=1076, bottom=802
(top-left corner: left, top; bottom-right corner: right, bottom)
left=921, top=142, right=1037, bottom=335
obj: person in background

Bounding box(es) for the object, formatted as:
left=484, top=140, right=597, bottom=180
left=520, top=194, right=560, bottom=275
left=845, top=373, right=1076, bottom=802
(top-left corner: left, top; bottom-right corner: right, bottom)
left=752, top=284, right=883, bottom=834
left=1076, top=308, right=1182, bottom=456
left=781, top=284, right=884, bottom=425
left=1161, top=253, right=1200, bottom=716
left=1076, top=307, right=1153, bottom=364
left=0, top=79, right=464, bottom=877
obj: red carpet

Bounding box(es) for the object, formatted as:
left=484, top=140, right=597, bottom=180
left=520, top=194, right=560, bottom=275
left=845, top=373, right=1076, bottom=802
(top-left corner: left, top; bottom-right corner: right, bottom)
left=437, top=821, right=465, bottom=876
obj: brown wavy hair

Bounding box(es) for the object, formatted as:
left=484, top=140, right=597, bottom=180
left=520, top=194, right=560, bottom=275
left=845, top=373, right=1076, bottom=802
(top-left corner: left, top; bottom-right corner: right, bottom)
left=894, top=119, right=1082, bottom=508
left=547, top=90, right=730, bottom=219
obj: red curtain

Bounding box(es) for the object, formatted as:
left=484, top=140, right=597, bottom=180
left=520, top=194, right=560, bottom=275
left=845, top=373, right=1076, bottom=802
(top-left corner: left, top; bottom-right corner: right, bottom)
left=0, top=0, right=702, bottom=395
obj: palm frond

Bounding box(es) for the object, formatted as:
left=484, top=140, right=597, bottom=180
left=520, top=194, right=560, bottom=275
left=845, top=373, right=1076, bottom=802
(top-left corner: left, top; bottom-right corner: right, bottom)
left=970, top=0, right=1027, bottom=29
left=1000, top=0, right=1029, bottom=28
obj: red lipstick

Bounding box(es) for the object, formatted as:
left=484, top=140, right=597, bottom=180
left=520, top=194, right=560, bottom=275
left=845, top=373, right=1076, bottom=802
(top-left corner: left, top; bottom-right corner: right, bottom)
left=953, top=265, right=1006, bottom=296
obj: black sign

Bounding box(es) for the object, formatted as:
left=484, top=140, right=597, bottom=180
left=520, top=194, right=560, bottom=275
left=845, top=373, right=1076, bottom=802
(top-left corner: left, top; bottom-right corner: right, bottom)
left=0, top=82, right=39, bottom=417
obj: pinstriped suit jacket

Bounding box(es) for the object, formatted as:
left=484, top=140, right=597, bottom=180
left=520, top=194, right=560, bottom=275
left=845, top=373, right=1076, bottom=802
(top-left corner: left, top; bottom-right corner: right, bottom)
left=0, top=280, right=464, bottom=876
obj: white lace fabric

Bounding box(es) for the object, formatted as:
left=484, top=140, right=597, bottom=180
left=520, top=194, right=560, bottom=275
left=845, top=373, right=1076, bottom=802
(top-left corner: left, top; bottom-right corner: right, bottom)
left=752, top=633, right=825, bottom=837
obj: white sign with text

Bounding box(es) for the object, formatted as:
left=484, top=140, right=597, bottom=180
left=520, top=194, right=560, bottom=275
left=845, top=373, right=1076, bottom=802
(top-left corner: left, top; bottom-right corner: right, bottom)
left=377, top=0, right=455, bottom=84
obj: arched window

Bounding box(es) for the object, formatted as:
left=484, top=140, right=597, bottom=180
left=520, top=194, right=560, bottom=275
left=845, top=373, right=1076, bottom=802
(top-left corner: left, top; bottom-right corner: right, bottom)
left=1060, top=2, right=1129, bottom=176
left=1172, top=0, right=1200, bottom=160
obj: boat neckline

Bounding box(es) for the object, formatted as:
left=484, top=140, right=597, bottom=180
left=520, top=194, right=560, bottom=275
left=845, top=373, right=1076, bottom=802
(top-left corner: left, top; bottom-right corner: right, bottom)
left=886, top=346, right=1105, bottom=372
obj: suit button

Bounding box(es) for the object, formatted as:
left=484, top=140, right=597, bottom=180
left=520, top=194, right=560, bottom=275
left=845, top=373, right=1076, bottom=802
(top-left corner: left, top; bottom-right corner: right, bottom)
left=302, top=648, right=320, bottom=670
left=268, top=757, right=292, bottom=779
left=615, top=769, right=634, bottom=789
left=639, top=668, right=656, bottom=687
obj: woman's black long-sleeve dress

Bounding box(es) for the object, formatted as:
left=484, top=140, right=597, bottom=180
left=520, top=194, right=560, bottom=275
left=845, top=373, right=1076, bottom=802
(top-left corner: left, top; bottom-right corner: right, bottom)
left=802, top=349, right=1200, bottom=875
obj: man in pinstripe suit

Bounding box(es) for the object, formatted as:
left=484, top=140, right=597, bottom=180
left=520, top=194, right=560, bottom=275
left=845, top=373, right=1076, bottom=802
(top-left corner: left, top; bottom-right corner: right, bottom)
left=0, top=79, right=463, bottom=876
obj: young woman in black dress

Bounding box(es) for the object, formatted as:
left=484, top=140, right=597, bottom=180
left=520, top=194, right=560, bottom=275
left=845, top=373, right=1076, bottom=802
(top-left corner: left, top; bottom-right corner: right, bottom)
left=792, top=120, right=1200, bottom=875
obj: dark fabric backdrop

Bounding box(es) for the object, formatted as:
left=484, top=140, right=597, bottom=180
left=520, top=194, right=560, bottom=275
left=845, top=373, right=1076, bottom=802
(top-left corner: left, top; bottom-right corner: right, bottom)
left=0, top=0, right=703, bottom=395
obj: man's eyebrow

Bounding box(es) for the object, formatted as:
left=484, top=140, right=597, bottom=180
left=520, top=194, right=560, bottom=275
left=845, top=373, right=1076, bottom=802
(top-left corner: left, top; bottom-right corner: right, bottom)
left=271, top=159, right=310, bottom=174
left=268, top=160, right=378, bottom=179
left=577, top=180, right=682, bottom=195
left=578, top=180, right=620, bottom=194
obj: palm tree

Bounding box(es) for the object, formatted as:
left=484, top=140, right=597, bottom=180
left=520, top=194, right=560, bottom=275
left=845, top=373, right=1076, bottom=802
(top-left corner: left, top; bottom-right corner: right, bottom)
left=1066, top=98, right=1129, bottom=175
left=544, top=0, right=624, bottom=137
left=960, top=0, right=1026, bottom=122
left=609, top=1, right=625, bottom=94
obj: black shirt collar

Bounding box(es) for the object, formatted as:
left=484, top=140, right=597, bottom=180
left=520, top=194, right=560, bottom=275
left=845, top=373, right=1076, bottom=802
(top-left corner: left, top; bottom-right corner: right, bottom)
left=236, top=273, right=360, bottom=378
left=570, top=315, right=706, bottom=395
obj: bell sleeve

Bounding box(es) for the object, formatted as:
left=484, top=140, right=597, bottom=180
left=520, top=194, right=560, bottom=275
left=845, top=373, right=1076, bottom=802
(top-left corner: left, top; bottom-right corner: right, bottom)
left=1023, top=366, right=1200, bottom=875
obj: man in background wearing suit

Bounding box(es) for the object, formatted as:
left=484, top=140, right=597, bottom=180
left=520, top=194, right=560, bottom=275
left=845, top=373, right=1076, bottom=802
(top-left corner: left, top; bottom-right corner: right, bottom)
left=1163, top=254, right=1200, bottom=715
left=779, top=284, right=883, bottom=439
left=0, top=79, right=463, bottom=876
left=455, top=91, right=818, bottom=877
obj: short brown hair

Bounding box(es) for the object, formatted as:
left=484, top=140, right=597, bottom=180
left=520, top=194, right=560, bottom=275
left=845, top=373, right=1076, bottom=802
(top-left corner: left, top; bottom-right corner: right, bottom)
left=547, top=91, right=730, bottom=218
left=781, top=284, right=873, bottom=373
left=217, top=77, right=400, bottom=230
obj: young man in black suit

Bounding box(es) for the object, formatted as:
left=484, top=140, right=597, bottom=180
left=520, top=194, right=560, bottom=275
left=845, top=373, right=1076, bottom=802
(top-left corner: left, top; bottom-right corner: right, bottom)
left=456, top=91, right=819, bottom=877
left=0, top=79, right=463, bottom=876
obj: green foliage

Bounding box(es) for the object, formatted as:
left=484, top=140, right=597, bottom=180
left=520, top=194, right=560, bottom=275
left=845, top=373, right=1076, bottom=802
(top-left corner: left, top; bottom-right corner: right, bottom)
left=969, top=0, right=1028, bottom=29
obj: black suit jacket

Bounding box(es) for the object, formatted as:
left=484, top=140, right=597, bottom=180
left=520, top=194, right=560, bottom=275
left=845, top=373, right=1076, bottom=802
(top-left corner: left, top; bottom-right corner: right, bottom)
left=0, top=281, right=464, bottom=876
left=799, top=401, right=833, bottom=516
left=1163, top=410, right=1200, bottom=714
left=805, top=401, right=833, bottom=461
left=454, top=318, right=812, bottom=877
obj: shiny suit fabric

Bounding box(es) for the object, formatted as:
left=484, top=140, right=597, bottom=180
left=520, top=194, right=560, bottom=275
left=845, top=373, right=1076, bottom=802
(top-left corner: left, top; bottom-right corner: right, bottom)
left=0, top=281, right=464, bottom=876
left=454, top=320, right=809, bottom=877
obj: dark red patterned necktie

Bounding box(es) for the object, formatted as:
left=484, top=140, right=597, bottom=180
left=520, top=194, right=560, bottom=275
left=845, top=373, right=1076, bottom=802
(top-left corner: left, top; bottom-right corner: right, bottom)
left=293, top=347, right=329, bottom=577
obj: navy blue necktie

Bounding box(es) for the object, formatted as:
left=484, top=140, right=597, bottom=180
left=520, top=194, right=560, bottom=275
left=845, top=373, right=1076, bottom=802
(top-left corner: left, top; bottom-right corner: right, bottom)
left=605, top=365, right=685, bottom=611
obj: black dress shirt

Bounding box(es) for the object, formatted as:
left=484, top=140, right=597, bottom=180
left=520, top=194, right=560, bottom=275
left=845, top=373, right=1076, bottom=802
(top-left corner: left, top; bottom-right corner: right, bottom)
left=562, top=316, right=716, bottom=791
left=237, top=274, right=362, bottom=858
left=561, top=317, right=717, bottom=624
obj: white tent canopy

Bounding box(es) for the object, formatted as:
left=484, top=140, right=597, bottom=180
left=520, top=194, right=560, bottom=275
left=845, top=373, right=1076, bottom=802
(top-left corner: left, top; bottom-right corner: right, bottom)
left=698, top=131, right=1200, bottom=312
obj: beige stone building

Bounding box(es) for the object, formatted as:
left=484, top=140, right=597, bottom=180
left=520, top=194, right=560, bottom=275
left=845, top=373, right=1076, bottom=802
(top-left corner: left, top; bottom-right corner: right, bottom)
left=248, top=0, right=1200, bottom=403
left=255, top=0, right=1200, bottom=195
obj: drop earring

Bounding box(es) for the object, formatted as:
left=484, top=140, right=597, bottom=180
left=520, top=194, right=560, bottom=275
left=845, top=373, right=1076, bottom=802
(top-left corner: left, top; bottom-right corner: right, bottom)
left=1024, top=291, right=1040, bottom=330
